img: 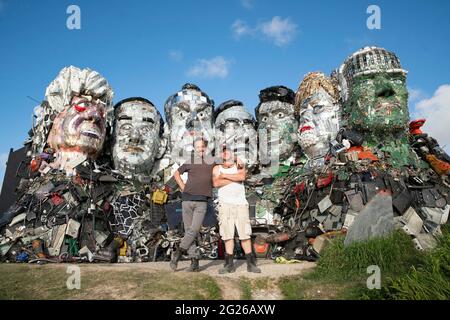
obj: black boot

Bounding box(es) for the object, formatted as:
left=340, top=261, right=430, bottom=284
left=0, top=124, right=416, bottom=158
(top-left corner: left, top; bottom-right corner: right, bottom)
left=186, top=258, right=200, bottom=272
left=219, top=254, right=236, bottom=274
left=170, top=247, right=185, bottom=271
left=246, top=253, right=261, bottom=273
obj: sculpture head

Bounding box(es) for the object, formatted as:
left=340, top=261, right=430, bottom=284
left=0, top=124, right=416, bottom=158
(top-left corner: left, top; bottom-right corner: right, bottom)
left=338, top=47, right=409, bottom=133
left=112, top=97, right=164, bottom=176
left=214, top=100, right=257, bottom=168
left=42, top=66, right=113, bottom=171
left=47, top=95, right=107, bottom=156
left=164, top=83, right=214, bottom=162
left=295, top=72, right=341, bottom=159
left=255, top=86, right=297, bottom=163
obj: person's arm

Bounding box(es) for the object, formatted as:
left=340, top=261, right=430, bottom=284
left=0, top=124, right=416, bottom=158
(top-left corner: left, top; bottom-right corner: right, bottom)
left=173, top=169, right=185, bottom=192
left=212, top=165, right=233, bottom=188
left=220, top=158, right=246, bottom=182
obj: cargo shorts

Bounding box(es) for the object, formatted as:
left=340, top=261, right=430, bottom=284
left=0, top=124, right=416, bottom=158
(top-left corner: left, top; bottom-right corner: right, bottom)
left=218, top=202, right=252, bottom=241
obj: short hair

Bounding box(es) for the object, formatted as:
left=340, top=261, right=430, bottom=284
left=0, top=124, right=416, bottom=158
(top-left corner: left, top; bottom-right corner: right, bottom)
left=113, top=97, right=164, bottom=137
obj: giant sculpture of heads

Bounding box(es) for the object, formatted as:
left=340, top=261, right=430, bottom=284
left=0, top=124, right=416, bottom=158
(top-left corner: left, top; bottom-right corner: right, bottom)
left=214, top=100, right=257, bottom=169
left=112, top=97, right=165, bottom=177
left=295, top=72, right=341, bottom=159
left=337, top=46, right=409, bottom=134
left=35, top=66, right=113, bottom=172
left=255, top=86, right=297, bottom=164
left=164, top=83, right=214, bottom=163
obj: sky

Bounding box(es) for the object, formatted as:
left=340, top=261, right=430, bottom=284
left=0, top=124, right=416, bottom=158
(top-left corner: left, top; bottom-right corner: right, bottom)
left=0, top=0, right=449, bottom=185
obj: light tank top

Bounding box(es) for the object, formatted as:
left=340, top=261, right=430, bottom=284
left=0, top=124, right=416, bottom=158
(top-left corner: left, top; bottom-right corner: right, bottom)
left=217, top=164, right=248, bottom=205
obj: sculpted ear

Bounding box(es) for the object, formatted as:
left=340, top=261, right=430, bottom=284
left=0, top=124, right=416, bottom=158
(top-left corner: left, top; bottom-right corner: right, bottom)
left=156, top=123, right=170, bottom=159
left=157, top=138, right=167, bottom=159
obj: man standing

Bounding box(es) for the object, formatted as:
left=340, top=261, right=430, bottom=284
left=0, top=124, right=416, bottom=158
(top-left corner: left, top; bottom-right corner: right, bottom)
left=213, top=146, right=261, bottom=274
left=171, top=138, right=215, bottom=272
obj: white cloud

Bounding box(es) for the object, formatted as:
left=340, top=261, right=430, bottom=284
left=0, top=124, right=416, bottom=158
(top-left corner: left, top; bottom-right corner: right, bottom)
left=259, top=16, right=297, bottom=46
left=414, top=84, right=450, bottom=151
left=231, top=20, right=252, bottom=38
left=231, top=16, right=298, bottom=47
left=187, top=56, right=232, bottom=79
left=408, top=87, right=425, bottom=102
left=169, top=50, right=183, bottom=62
left=241, top=0, right=254, bottom=9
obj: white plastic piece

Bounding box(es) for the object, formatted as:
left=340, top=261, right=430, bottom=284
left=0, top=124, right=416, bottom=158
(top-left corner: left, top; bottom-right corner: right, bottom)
left=8, top=213, right=27, bottom=227
left=401, top=207, right=423, bottom=236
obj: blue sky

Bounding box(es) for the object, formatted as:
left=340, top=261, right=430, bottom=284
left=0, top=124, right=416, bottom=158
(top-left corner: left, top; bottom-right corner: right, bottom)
left=1, top=0, right=450, bottom=185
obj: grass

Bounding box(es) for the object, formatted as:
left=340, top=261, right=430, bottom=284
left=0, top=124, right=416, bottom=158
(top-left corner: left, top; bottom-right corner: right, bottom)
left=0, top=264, right=222, bottom=300
left=312, top=230, right=424, bottom=282
left=279, top=274, right=356, bottom=300
left=238, top=277, right=282, bottom=300
left=364, top=225, right=450, bottom=300
left=2, top=226, right=449, bottom=300
left=239, top=278, right=252, bottom=300
left=278, top=228, right=450, bottom=300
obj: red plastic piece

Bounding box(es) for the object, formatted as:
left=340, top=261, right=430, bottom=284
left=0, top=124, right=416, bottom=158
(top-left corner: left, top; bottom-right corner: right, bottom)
left=409, top=119, right=426, bottom=135
left=317, top=172, right=333, bottom=188
left=51, top=194, right=64, bottom=206
left=346, top=146, right=378, bottom=161
left=293, top=182, right=306, bottom=194
left=29, top=158, right=41, bottom=172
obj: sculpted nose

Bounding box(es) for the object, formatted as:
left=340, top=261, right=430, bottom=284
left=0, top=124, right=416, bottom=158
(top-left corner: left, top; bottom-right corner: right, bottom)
left=129, top=129, right=141, bottom=144
left=129, top=137, right=141, bottom=145
left=84, top=107, right=102, bottom=124
left=186, top=113, right=198, bottom=129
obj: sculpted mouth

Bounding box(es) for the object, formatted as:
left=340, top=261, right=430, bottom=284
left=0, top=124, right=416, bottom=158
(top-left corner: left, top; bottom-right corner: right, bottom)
left=124, top=146, right=145, bottom=153
left=374, top=102, right=400, bottom=115
left=299, top=125, right=313, bottom=133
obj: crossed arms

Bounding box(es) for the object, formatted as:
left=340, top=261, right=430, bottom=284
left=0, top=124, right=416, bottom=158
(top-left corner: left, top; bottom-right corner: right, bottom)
left=212, top=158, right=246, bottom=188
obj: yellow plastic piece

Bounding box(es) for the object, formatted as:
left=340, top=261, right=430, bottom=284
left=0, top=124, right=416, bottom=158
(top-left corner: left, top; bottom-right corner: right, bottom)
left=119, top=241, right=127, bottom=256
left=152, top=189, right=168, bottom=204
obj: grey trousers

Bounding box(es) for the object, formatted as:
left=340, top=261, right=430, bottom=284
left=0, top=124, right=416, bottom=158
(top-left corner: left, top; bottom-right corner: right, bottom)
left=179, top=201, right=207, bottom=257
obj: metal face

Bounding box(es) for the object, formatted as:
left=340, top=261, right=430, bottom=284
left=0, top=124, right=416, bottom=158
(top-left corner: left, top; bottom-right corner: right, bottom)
left=47, top=95, right=107, bottom=157
left=298, top=89, right=340, bottom=159
left=112, top=100, right=162, bottom=176
left=215, top=105, right=257, bottom=168
left=165, top=88, right=214, bottom=161
left=345, top=73, right=409, bottom=132
left=256, top=100, right=298, bottom=161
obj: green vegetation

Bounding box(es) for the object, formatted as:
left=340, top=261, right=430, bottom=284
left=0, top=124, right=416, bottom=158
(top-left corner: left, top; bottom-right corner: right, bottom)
left=279, top=227, right=450, bottom=300
left=365, top=225, right=450, bottom=300
left=0, top=265, right=222, bottom=300
left=1, top=227, right=449, bottom=300
left=313, top=230, right=423, bottom=281
left=239, top=278, right=252, bottom=300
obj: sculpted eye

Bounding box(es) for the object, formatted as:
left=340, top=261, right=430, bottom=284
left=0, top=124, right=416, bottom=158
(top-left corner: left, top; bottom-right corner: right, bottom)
left=178, top=111, right=185, bottom=118
left=313, top=105, right=324, bottom=114
left=120, top=123, right=132, bottom=132
left=140, top=125, right=152, bottom=134
left=277, top=112, right=284, bottom=119
left=262, top=116, right=268, bottom=122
